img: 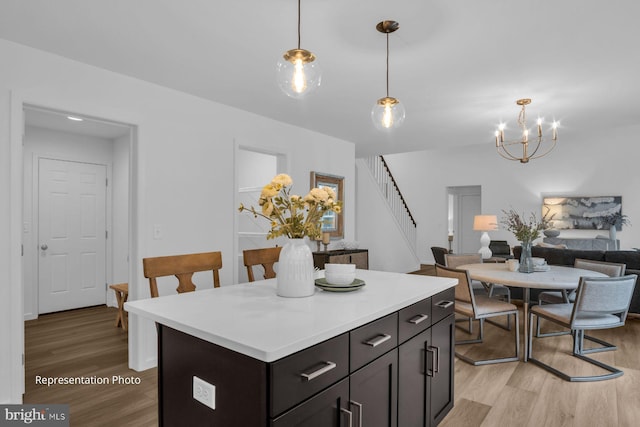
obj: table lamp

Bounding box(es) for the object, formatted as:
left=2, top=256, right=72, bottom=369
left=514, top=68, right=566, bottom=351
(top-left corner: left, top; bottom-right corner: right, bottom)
left=473, top=215, right=498, bottom=259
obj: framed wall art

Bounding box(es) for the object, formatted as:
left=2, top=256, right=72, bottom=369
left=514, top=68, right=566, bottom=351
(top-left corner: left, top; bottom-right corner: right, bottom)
left=542, top=196, right=623, bottom=230
left=310, top=172, right=344, bottom=238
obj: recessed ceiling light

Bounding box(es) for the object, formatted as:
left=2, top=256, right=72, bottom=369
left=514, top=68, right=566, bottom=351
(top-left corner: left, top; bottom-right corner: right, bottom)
left=67, top=116, right=83, bottom=121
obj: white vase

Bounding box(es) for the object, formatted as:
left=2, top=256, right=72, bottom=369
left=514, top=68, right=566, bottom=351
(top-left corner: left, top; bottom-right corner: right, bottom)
left=277, top=237, right=315, bottom=297
left=609, top=226, right=618, bottom=249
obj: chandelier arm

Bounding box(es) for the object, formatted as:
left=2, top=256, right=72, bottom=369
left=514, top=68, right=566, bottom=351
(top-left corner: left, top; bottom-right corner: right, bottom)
left=528, top=138, right=557, bottom=160
left=526, top=138, right=544, bottom=158
left=497, top=145, right=527, bottom=161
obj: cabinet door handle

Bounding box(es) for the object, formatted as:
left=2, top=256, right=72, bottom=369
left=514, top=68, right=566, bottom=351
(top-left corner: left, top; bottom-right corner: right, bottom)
left=426, top=347, right=436, bottom=377
left=428, top=345, right=440, bottom=374
left=300, top=361, right=336, bottom=381
left=349, top=400, right=363, bottom=427
left=363, top=334, right=391, bottom=347
left=435, top=300, right=454, bottom=309
left=408, top=314, right=429, bottom=325
left=341, top=408, right=353, bottom=427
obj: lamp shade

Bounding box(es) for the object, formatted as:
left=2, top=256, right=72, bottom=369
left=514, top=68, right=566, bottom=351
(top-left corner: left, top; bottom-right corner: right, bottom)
left=473, top=215, right=498, bottom=231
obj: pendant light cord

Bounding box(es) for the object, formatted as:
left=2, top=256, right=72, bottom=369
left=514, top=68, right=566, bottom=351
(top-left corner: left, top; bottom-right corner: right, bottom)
left=386, top=32, right=390, bottom=97
left=297, top=0, right=301, bottom=50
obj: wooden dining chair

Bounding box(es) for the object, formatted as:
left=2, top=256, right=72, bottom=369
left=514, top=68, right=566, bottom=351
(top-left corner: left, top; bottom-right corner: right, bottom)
left=243, top=246, right=282, bottom=282
left=142, top=251, right=223, bottom=298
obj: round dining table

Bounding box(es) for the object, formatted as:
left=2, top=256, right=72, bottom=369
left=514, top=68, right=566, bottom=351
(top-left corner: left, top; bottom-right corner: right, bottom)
left=458, top=263, right=607, bottom=361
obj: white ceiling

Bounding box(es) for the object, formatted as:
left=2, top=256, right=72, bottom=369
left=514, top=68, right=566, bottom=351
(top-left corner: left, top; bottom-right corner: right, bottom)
left=1, top=0, right=639, bottom=157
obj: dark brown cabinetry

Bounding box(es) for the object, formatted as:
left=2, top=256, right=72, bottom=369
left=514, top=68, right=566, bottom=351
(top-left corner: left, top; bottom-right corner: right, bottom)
left=156, top=288, right=454, bottom=427
left=313, top=249, right=368, bottom=269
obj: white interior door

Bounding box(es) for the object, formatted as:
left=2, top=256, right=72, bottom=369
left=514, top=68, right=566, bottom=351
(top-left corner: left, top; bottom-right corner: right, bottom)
left=448, top=186, right=482, bottom=254
left=38, top=158, right=107, bottom=314
left=459, top=193, right=481, bottom=254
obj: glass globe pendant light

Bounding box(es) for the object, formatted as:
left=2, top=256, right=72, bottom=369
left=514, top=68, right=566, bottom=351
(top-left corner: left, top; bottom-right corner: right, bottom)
left=372, top=20, right=405, bottom=130
left=276, top=0, right=321, bottom=99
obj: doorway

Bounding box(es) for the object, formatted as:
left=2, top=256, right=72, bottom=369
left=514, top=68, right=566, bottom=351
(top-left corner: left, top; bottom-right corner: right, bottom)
left=446, top=186, right=482, bottom=254
left=235, top=147, right=286, bottom=283
left=22, top=105, right=133, bottom=318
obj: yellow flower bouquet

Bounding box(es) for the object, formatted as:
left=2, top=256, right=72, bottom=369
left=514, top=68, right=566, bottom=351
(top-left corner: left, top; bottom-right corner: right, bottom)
left=238, top=174, right=342, bottom=240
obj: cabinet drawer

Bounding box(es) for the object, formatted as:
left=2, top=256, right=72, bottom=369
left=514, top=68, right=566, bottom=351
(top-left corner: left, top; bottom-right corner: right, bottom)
left=431, top=288, right=455, bottom=324
left=270, top=333, right=349, bottom=417
left=350, top=313, right=398, bottom=371
left=398, top=297, right=432, bottom=343
left=271, top=378, right=349, bottom=427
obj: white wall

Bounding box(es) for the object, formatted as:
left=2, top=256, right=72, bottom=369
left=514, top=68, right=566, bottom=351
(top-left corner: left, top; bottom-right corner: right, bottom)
left=355, top=159, right=420, bottom=272
left=383, top=124, right=640, bottom=265
left=0, top=39, right=355, bottom=402
left=22, top=126, right=119, bottom=319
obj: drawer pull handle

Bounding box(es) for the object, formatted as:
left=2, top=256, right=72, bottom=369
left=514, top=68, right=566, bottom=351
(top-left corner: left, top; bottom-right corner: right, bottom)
left=364, top=334, right=391, bottom=347
left=350, top=401, right=363, bottom=427
left=408, top=314, right=429, bottom=325
left=341, top=408, right=353, bottom=427
left=300, top=361, right=336, bottom=381
left=436, top=300, right=454, bottom=309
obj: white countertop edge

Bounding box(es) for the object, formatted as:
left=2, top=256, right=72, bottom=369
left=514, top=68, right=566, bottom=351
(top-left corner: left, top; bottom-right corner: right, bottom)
left=125, top=271, right=457, bottom=362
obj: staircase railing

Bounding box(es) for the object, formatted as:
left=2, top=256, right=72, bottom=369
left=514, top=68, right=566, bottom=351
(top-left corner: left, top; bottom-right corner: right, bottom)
left=364, top=155, right=417, bottom=253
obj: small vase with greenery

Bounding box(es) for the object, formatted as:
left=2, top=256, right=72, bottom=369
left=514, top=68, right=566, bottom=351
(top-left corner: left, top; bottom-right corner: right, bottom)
left=501, top=208, right=554, bottom=273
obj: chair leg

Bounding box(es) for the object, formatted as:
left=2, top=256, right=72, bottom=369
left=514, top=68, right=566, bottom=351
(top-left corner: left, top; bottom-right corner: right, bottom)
left=486, top=291, right=512, bottom=331
left=455, top=316, right=474, bottom=334
left=528, top=313, right=624, bottom=382
left=535, top=298, right=571, bottom=338
left=456, top=311, right=519, bottom=365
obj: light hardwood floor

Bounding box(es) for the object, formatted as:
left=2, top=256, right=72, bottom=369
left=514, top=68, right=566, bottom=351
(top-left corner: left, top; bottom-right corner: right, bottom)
left=24, top=300, right=640, bottom=426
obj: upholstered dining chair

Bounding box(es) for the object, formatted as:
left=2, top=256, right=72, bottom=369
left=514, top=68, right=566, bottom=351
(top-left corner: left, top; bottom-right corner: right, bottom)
left=435, top=264, right=520, bottom=365
left=243, top=246, right=282, bottom=282
left=538, top=258, right=626, bottom=304
left=445, top=253, right=512, bottom=300
left=536, top=258, right=626, bottom=337
left=430, top=246, right=449, bottom=266
left=528, top=274, right=637, bottom=381
left=143, top=251, right=223, bottom=298
left=445, top=253, right=512, bottom=331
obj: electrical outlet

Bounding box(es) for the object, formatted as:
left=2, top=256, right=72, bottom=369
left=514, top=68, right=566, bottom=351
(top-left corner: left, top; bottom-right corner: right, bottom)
left=153, top=224, right=162, bottom=240
left=193, top=376, right=215, bottom=410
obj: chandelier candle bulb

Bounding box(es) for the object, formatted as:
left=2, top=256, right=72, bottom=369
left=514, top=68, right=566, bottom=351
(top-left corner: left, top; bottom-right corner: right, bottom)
left=537, top=118, right=543, bottom=137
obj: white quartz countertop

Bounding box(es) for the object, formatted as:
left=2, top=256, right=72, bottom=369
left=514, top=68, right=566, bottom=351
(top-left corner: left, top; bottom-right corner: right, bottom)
left=125, top=269, right=457, bottom=362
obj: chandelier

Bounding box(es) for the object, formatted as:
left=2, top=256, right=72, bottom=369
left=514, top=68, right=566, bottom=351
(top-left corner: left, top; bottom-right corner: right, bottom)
left=276, top=0, right=321, bottom=99
left=495, top=98, right=558, bottom=163
left=371, top=20, right=405, bottom=130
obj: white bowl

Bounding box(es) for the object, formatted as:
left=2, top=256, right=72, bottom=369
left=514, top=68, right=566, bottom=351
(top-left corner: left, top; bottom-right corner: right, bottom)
left=325, top=263, right=356, bottom=285
left=531, top=257, right=546, bottom=266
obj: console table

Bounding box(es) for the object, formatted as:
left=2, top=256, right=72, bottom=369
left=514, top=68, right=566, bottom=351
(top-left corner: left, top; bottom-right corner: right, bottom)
left=543, top=237, right=618, bottom=250
left=313, top=249, right=368, bottom=269
left=126, top=270, right=457, bottom=426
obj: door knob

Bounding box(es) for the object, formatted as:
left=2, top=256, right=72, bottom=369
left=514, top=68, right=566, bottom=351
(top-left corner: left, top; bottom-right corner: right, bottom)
left=41, top=244, right=48, bottom=250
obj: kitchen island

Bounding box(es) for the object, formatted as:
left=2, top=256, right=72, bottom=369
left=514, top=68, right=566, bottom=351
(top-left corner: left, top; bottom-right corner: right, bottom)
left=126, top=269, right=457, bottom=426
